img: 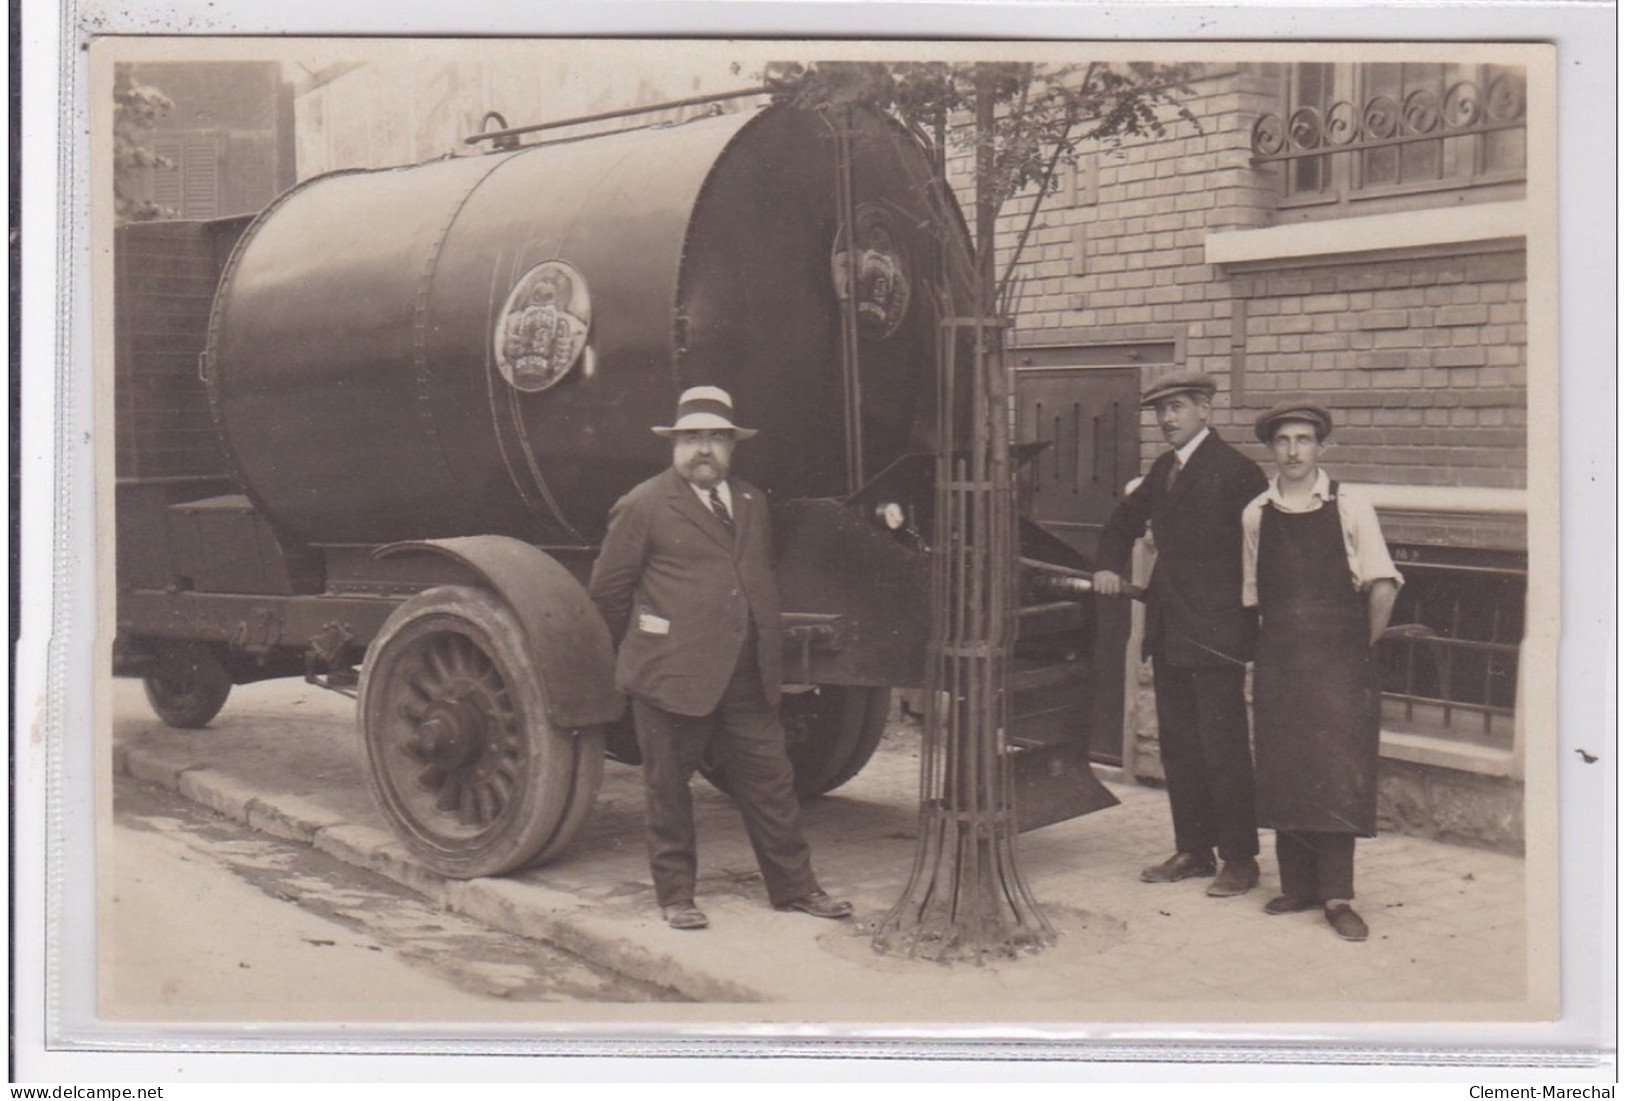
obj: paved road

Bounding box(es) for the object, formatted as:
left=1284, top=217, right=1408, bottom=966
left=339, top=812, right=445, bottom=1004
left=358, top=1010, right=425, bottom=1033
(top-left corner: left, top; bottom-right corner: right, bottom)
left=109, top=772, right=689, bottom=1019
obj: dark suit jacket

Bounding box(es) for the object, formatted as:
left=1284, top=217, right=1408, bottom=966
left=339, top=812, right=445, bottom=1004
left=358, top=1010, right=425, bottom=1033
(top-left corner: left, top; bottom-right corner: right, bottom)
left=1096, top=430, right=1268, bottom=668
left=588, top=468, right=783, bottom=717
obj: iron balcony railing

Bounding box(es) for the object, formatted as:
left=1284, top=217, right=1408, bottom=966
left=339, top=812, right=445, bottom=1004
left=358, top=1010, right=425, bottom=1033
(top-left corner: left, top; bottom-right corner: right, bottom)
left=1250, top=73, right=1527, bottom=166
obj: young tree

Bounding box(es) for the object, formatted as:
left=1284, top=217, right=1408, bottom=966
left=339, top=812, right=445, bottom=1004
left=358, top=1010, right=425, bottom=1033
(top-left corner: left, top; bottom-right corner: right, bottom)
left=761, top=60, right=1199, bottom=961
left=764, top=60, right=1198, bottom=311
left=114, top=70, right=177, bottom=224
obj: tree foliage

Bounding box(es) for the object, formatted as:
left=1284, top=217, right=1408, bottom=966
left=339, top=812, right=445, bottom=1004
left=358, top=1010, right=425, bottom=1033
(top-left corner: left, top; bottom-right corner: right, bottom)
left=755, top=60, right=1200, bottom=303
left=765, top=60, right=1197, bottom=205
left=114, top=70, right=177, bottom=224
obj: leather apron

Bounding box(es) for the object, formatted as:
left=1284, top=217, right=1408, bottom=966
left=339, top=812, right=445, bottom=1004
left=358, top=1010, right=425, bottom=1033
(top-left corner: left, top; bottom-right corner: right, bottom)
left=1252, top=485, right=1380, bottom=836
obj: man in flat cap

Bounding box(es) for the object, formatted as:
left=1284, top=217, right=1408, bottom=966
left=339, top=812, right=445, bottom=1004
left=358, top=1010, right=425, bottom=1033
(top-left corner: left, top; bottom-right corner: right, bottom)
left=1094, top=370, right=1269, bottom=897
left=1243, top=402, right=1401, bottom=942
left=589, top=385, right=853, bottom=931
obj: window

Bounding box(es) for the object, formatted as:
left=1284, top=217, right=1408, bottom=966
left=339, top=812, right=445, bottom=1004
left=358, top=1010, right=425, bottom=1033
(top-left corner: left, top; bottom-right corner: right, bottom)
left=140, top=134, right=221, bottom=219
left=1252, top=63, right=1527, bottom=210
left=1284, top=62, right=1335, bottom=198
left=1376, top=544, right=1524, bottom=751
left=1355, top=64, right=1526, bottom=193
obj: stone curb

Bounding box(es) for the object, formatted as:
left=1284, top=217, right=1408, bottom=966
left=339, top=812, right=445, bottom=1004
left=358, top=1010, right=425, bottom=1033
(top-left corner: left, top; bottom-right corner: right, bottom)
left=176, top=768, right=258, bottom=822
left=117, top=741, right=763, bottom=1002
left=248, top=793, right=350, bottom=845
left=449, top=878, right=760, bottom=1003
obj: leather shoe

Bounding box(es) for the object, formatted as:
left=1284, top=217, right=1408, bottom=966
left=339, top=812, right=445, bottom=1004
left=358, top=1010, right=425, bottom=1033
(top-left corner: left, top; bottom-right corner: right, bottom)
left=1263, top=894, right=1318, bottom=915
left=1206, top=857, right=1260, bottom=897
left=661, top=903, right=709, bottom=930
left=776, top=890, right=853, bottom=919
left=1139, top=852, right=1216, bottom=883
left=1325, top=903, right=1369, bottom=942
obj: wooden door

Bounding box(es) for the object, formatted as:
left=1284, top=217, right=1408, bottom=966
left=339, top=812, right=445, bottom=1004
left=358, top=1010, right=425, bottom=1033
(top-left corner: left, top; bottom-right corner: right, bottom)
left=1014, top=345, right=1170, bottom=765
left=1015, top=363, right=1143, bottom=562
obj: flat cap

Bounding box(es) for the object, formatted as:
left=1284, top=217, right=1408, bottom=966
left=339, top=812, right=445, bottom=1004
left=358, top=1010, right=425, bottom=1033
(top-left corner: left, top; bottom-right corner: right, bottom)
left=1254, top=401, right=1334, bottom=443
left=1140, top=370, right=1218, bottom=408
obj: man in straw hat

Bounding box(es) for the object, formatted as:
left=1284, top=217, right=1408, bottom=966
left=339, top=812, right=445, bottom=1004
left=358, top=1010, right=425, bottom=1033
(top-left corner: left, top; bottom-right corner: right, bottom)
left=589, top=386, right=853, bottom=931
left=1243, top=402, right=1401, bottom=942
left=1093, top=370, right=1269, bottom=898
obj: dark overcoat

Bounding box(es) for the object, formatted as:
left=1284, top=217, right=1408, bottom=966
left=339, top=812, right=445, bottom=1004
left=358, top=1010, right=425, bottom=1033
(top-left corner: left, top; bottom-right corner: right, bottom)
left=1096, top=431, right=1269, bottom=668
left=588, top=467, right=783, bottom=717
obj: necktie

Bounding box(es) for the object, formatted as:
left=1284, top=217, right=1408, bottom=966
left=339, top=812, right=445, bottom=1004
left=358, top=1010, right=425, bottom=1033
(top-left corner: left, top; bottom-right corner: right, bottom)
left=1165, top=459, right=1181, bottom=492
left=708, top=485, right=734, bottom=531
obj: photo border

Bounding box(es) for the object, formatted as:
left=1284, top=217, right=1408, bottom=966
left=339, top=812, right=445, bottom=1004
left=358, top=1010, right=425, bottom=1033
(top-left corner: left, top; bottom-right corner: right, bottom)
left=15, top=0, right=1617, bottom=1083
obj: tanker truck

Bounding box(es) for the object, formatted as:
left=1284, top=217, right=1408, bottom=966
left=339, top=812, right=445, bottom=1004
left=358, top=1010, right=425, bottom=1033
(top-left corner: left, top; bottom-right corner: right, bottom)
left=113, top=97, right=1115, bottom=879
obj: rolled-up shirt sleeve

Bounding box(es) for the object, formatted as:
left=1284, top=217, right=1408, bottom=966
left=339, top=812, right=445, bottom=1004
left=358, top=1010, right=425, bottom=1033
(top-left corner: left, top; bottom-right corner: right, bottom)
left=1337, top=489, right=1404, bottom=592
left=1241, top=493, right=1266, bottom=608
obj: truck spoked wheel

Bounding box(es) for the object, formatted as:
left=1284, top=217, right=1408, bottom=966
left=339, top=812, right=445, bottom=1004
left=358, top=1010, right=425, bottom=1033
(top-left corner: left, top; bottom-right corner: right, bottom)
left=359, top=586, right=603, bottom=879
left=142, top=640, right=233, bottom=729
left=701, top=684, right=891, bottom=800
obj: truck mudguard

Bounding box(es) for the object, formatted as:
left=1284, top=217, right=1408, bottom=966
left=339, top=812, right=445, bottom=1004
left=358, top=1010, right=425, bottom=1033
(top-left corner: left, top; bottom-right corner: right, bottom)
left=375, top=536, right=625, bottom=729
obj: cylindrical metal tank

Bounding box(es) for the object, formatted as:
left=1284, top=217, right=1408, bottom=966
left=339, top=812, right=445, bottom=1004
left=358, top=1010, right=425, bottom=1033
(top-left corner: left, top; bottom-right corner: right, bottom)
left=206, top=104, right=950, bottom=546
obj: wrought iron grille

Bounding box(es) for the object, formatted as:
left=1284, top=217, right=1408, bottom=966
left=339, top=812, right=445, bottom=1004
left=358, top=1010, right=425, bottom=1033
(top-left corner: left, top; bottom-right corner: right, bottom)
left=1251, top=64, right=1527, bottom=200
left=1376, top=547, right=1524, bottom=750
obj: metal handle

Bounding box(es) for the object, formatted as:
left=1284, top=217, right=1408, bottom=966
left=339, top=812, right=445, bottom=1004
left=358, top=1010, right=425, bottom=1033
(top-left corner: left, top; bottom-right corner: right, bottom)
left=1020, top=557, right=1144, bottom=600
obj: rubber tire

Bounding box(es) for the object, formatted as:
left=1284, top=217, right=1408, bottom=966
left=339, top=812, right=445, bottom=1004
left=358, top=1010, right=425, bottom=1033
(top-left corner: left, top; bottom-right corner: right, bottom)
left=142, top=641, right=233, bottom=729
left=358, top=585, right=605, bottom=879
left=815, top=686, right=892, bottom=794
left=702, top=684, right=892, bottom=800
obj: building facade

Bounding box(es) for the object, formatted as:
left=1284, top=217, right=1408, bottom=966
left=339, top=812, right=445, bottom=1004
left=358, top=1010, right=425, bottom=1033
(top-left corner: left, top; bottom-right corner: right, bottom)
left=119, top=61, right=295, bottom=220
left=287, top=55, right=746, bottom=178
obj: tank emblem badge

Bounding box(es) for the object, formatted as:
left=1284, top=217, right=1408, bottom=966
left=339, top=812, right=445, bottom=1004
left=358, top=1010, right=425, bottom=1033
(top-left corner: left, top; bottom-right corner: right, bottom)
left=832, top=205, right=911, bottom=340
left=495, top=261, right=592, bottom=392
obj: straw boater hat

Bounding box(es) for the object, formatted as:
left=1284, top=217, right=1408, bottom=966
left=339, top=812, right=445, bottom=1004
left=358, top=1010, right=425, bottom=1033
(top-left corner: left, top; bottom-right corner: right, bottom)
left=1254, top=401, right=1334, bottom=443
left=1139, top=369, right=1218, bottom=408
left=651, top=385, right=758, bottom=440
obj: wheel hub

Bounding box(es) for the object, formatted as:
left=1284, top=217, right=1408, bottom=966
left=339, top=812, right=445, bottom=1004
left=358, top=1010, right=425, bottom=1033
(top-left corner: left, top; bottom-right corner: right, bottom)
left=413, top=695, right=487, bottom=769
left=389, top=649, right=522, bottom=830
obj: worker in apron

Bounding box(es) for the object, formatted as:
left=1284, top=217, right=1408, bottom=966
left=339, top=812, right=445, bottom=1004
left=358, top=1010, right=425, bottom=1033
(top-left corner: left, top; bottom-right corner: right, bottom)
left=1241, top=402, right=1402, bottom=942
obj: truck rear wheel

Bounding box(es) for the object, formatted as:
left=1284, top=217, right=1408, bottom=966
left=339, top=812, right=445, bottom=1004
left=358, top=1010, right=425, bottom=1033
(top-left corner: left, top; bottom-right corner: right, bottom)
left=359, top=586, right=604, bottom=879
left=702, top=684, right=891, bottom=800
left=142, top=641, right=233, bottom=729
left=813, top=686, right=892, bottom=794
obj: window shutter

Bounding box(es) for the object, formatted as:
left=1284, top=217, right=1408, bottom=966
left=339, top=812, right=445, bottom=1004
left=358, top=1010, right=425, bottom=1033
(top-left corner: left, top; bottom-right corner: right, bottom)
left=148, top=137, right=184, bottom=209
left=182, top=136, right=220, bottom=219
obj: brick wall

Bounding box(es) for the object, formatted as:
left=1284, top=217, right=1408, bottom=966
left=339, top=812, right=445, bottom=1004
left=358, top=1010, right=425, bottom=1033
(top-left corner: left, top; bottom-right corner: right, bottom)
left=949, top=65, right=1283, bottom=457
left=960, top=62, right=1528, bottom=490
left=1228, top=251, right=1527, bottom=487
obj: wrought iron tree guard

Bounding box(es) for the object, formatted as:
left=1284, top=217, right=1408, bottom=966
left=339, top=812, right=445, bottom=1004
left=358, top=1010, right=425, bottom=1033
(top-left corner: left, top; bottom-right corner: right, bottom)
left=872, top=82, right=1055, bottom=963
left=869, top=305, right=1055, bottom=964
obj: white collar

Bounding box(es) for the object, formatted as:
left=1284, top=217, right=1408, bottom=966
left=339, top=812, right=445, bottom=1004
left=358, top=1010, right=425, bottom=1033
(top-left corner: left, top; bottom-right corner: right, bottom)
left=690, top=479, right=732, bottom=511
left=1265, top=466, right=1332, bottom=509
left=1173, top=426, right=1210, bottom=467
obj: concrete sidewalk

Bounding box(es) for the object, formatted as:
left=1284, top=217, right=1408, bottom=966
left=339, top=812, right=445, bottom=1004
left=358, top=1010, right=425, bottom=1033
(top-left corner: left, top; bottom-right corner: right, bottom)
left=110, top=677, right=1538, bottom=1019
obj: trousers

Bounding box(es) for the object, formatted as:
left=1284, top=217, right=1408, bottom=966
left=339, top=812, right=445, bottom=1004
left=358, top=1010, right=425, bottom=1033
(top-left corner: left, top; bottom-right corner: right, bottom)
left=631, top=646, right=818, bottom=909
left=1150, top=658, right=1259, bottom=863
left=1275, top=830, right=1357, bottom=901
